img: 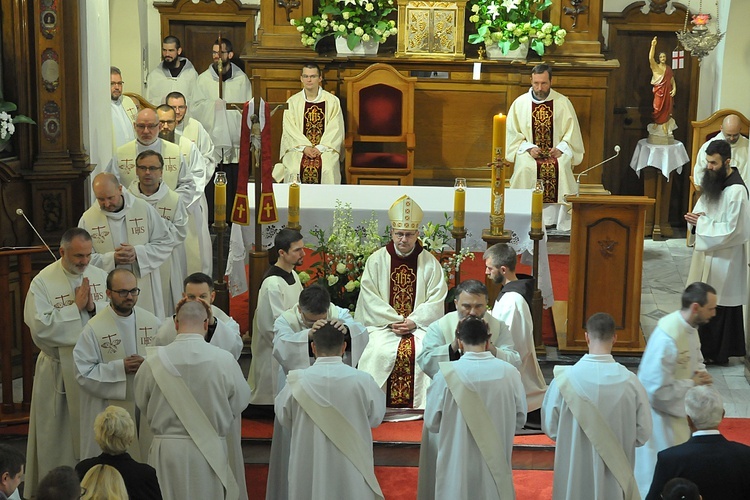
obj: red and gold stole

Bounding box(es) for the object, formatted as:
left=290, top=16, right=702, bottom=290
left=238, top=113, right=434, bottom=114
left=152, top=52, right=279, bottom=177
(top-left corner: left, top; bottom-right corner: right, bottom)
left=532, top=100, right=558, bottom=203
left=300, top=101, right=326, bottom=184
left=385, top=240, right=423, bottom=408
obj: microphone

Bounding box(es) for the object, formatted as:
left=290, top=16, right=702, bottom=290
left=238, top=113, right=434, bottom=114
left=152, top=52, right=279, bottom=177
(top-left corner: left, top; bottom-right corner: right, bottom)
left=575, top=145, right=621, bottom=186
left=16, top=209, right=58, bottom=261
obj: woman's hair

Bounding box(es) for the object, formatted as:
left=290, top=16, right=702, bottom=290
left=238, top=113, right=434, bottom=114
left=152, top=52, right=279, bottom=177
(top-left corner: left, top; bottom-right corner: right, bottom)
left=93, top=405, right=134, bottom=455
left=81, top=464, right=128, bottom=500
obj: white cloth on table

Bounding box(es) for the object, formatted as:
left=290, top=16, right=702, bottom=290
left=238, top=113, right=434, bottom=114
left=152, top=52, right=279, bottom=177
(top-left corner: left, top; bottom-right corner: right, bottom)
left=629, top=138, right=689, bottom=178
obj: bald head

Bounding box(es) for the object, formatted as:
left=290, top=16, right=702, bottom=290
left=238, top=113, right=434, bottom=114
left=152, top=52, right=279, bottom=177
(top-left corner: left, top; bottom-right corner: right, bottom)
left=721, top=114, right=742, bottom=145
left=134, top=108, right=159, bottom=145
left=92, top=173, right=124, bottom=212
left=175, top=300, right=209, bottom=336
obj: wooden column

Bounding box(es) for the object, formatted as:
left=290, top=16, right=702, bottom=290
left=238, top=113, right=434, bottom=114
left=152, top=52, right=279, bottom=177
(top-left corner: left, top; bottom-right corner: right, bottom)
left=548, top=0, right=604, bottom=59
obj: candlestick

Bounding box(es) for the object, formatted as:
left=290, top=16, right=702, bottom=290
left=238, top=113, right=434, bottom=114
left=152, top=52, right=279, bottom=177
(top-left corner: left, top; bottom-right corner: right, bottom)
left=453, top=178, right=466, bottom=231
left=531, top=179, right=544, bottom=232
left=214, top=170, right=227, bottom=225
left=492, top=113, right=506, bottom=163
left=288, top=174, right=301, bottom=228
left=489, top=158, right=506, bottom=235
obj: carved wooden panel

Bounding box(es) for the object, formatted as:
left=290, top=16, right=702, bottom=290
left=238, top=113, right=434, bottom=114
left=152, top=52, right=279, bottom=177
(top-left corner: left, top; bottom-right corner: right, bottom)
left=396, top=0, right=467, bottom=58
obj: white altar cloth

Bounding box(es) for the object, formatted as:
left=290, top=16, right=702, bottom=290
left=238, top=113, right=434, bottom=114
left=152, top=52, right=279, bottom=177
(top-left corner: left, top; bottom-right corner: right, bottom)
left=226, top=183, right=554, bottom=307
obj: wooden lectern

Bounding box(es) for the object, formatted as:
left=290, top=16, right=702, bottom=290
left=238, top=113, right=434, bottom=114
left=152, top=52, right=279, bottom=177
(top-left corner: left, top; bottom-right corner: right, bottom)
left=558, top=195, right=654, bottom=354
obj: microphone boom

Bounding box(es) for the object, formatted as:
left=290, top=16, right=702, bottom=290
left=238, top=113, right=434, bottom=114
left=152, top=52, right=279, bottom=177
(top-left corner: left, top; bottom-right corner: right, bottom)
left=16, top=209, right=58, bottom=261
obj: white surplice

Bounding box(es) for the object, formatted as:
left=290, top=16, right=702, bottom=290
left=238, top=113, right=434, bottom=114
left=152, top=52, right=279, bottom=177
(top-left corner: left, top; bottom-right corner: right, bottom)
left=356, top=246, right=448, bottom=409
left=248, top=270, right=303, bottom=405
left=272, top=88, right=344, bottom=184
left=422, top=352, right=526, bottom=500
left=275, top=357, right=385, bottom=500
left=687, top=176, right=750, bottom=307
left=111, top=95, right=137, bottom=149
left=135, top=335, right=251, bottom=500
left=146, top=58, right=203, bottom=108
left=129, top=181, right=188, bottom=317
left=22, top=261, right=109, bottom=498
left=417, top=311, right=520, bottom=378
left=73, top=305, right=162, bottom=461
left=506, top=88, right=584, bottom=230
left=79, top=190, right=176, bottom=319
left=194, top=63, right=252, bottom=164
left=491, top=290, right=548, bottom=411
left=266, top=304, right=369, bottom=500
left=693, top=133, right=750, bottom=186
left=155, top=305, right=243, bottom=360
left=634, top=311, right=706, bottom=497
left=542, top=354, right=652, bottom=500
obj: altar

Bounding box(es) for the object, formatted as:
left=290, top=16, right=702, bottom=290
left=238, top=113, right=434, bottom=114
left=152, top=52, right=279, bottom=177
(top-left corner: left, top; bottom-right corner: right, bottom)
left=226, top=183, right=554, bottom=307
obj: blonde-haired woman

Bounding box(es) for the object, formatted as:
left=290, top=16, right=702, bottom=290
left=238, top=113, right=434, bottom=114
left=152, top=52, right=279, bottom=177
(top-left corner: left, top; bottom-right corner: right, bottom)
left=76, top=405, right=162, bottom=499
left=80, top=465, right=128, bottom=500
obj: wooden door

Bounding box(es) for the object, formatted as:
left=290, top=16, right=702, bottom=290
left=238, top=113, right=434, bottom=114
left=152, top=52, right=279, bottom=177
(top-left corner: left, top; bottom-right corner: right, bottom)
left=604, top=4, right=699, bottom=225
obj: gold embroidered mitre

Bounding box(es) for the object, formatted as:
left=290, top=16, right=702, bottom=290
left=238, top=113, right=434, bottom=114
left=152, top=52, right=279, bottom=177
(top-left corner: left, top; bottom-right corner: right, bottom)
left=388, top=195, right=423, bottom=231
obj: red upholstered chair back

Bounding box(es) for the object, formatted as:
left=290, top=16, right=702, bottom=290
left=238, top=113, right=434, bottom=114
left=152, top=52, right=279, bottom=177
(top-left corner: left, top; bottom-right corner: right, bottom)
left=358, top=84, right=403, bottom=137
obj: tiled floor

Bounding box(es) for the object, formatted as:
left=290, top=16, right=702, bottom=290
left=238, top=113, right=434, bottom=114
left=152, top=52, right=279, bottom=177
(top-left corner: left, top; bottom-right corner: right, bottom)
left=624, top=238, right=748, bottom=417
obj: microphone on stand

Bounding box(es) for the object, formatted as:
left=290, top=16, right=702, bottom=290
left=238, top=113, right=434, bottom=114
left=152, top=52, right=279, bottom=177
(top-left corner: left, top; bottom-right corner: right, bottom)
left=575, top=145, right=621, bottom=194
left=16, top=209, right=58, bottom=261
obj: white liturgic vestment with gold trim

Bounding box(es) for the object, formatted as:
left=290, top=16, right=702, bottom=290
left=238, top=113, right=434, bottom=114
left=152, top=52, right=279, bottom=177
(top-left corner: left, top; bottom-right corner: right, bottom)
left=128, top=180, right=188, bottom=317
left=79, top=190, right=175, bottom=319
left=266, top=304, right=370, bottom=500
left=542, top=354, right=652, bottom=500
left=273, top=88, right=344, bottom=184
left=22, top=261, right=109, bottom=498
left=355, top=246, right=448, bottom=410
left=173, top=134, right=212, bottom=275
left=422, top=352, right=526, bottom=500
left=106, top=138, right=197, bottom=210
left=135, top=334, right=251, bottom=500
left=111, top=95, right=137, bottom=149
left=507, top=88, right=584, bottom=231
left=634, top=311, right=706, bottom=498
left=73, top=305, right=162, bottom=461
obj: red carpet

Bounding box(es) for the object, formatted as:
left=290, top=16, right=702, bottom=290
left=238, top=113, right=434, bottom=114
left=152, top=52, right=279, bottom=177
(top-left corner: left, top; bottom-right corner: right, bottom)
left=229, top=251, right=570, bottom=346
left=245, top=464, right=551, bottom=499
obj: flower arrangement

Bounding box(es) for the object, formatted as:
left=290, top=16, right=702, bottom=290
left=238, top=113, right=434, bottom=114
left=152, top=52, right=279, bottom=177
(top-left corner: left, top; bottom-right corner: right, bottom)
left=291, top=0, right=398, bottom=50
left=467, top=0, right=567, bottom=56
left=302, top=201, right=386, bottom=311
left=0, top=98, right=35, bottom=151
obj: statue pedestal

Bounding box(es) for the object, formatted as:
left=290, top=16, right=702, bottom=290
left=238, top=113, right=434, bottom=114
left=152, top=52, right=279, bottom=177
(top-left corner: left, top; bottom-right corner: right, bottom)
left=647, top=118, right=677, bottom=145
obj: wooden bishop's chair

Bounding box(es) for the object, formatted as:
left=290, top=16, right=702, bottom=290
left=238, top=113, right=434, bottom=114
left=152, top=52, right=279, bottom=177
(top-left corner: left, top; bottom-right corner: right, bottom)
left=344, top=63, right=416, bottom=186
left=687, top=109, right=750, bottom=246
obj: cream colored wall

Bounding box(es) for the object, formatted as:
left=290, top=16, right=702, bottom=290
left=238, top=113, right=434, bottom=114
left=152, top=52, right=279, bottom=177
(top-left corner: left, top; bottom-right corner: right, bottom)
left=602, top=0, right=748, bottom=121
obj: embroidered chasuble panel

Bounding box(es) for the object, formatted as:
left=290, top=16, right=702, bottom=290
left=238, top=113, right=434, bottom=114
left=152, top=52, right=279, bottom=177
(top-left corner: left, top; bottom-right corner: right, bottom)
left=300, top=101, right=326, bottom=184
left=532, top=101, right=559, bottom=204
left=387, top=335, right=416, bottom=408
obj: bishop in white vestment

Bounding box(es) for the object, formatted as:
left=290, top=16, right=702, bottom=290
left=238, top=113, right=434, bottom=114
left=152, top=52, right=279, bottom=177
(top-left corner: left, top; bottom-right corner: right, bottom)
left=507, top=64, right=584, bottom=231
left=74, top=269, right=162, bottom=462
left=23, top=228, right=109, bottom=498
left=542, top=313, right=652, bottom=500
left=80, top=173, right=176, bottom=319
left=634, top=283, right=716, bottom=497
left=275, top=322, right=385, bottom=500
left=422, top=316, right=526, bottom=500
left=135, top=301, right=251, bottom=500
left=273, top=64, right=344, bottom=184
left=357, top=196, right=448, bottom=410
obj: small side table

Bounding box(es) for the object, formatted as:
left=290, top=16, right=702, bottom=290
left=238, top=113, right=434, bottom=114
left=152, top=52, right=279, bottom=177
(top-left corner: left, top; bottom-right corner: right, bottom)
left=630, top=138, right=689, bottom=240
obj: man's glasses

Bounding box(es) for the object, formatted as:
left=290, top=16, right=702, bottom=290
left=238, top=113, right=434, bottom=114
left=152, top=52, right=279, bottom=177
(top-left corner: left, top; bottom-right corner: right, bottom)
left=109, top=288, right=141, bottom=297
left=136, top=165, right=163, bottom=172
left=393, top=231, right=417, bottom=240
left=110, top=81, right=124, bottom=87
left=135, top=123, right=158, bottom=131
